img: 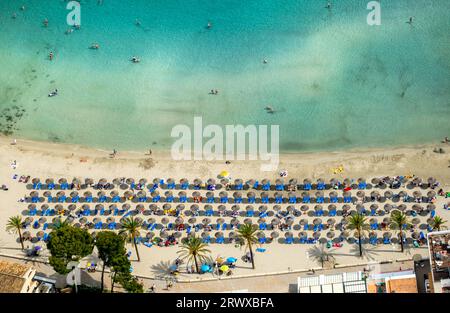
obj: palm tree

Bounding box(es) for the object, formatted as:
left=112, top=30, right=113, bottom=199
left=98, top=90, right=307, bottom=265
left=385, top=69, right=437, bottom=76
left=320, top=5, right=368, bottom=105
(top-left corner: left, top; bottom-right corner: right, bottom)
left=236, top=224, right=259, bottom=269
left=308, top=244, right=335, bottom=269
left=119, top=217, right=142, bottom=261
left=177, top=236, right=210, bottom=273
left=431, top=216, right=448, bottom=231
left=390, top=210, right=411, bottom=253
left=6, top=216, right=25, bottom=250
left=346, top=213, right=369, bottom=257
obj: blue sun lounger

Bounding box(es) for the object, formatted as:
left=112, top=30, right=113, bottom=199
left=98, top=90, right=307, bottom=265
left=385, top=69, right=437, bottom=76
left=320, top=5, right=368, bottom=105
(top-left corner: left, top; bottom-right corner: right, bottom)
left=289, top=196, right=297, bottom=203
left=152, top=195, right=161, bottom=202
left=344, top=196, right=352, bottom=203
left=256, top=248, right=266, bottom=252
left=276, top=184, right=284, bottom=191
left=302, top=196, right=311, bottom=203
left=258, top=237, right=267, bottom=244
left=48, top=183, right=55, bottom=190
left=207, top=196, right=214, bottom=203
left=317, top=182, right=325, bottom=190
left=275, top=195, right=283, bottom=203
left=43, top=223, right=48, bottom=230
left=248, top=196, right=256, bottom=203
left=261, top=196, right=269, bottom=204
left=203, top=236, right=211, bottom=243
left=358, top=182, right=367, bottom=189
left=329, top=210, right=337, bottom=217
left=144, top=242, right=153, bottom=248
left=216, top=237, right=225, bottom=244
left=259, top=223, right=267, bottom=230
left=235, top=183, right=243, bottom=190
left=430, top=210, right=436, bottom=218
left=205, top=209, right=214, bottom=216
left=220, top=197, right=228, bottom=203
left=330, top=196, right=338, bottom=203
left=383, top=238, right=391, bottom=244
left=99, top=196, right=107, bottom=202
left=47, top=196, right=53, bottom=202
left=246, top=210, right=254, bottom=217
left=222, top=223, right=228, bottom=230
left=234, top=196, right=243, bottom=203
left=285, top=237, right=294, bottom=244
left=262, top=183, right=270, bottom=191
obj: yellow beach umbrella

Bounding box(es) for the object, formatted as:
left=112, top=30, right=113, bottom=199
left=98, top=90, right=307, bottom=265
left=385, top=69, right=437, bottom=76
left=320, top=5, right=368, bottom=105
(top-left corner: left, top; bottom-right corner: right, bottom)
left=220, top=265, right=229, bottom=272
left=220, top=171, right=230, bottom=178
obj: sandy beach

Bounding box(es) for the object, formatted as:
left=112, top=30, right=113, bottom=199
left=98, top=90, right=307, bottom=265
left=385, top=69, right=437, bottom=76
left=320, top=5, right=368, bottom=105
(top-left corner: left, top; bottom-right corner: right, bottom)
left=1, top=135, right=449, bottom=285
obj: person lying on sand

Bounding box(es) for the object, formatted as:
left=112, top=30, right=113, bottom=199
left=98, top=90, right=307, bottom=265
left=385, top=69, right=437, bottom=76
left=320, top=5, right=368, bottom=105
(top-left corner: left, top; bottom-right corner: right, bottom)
left=441, top=136, right=449, bottom=143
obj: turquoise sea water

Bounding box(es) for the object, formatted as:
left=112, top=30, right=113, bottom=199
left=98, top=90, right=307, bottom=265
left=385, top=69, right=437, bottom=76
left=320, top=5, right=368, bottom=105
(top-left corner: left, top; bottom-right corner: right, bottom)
left=0, top=0, right=449, bottom=152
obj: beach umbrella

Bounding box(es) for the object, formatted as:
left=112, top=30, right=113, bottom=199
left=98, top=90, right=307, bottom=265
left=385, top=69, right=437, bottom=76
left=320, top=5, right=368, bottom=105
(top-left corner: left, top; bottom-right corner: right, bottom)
left=383, top=231, right=392, bottom=238
left=297, top=231, right=306, bottom=238
left=25, top=217, right=34, bottom=224
left=260, top=192, right=269, bottom=199
left=231, top=205, right=240, bottom=212
left=244, top=205, right=253, bottom=212
left=109, top=204, right=118, bottom=211
left=427, top=177, right=436, bottom=186
left=106, top=217, right=115, bottom=223
left=398, top=191, right=407, bottom=198
left=233, top=191, right=242, bottom=199
left=79, top=217, right=87, bottom=225
left=412, top=218, right=420, bottom=225
left=383, top=217, right=391, bottom=224
left=230, top=218, right=239, bottom=225
left=97, top=191, right=105, bottom=197
left=271, top=231, right=279, bottom=239
left=327, top=231, right=335, bottom=239
left=288, top=178, right=297, bottom=186
left=286, top=205, right=295, bottom=213
left=313, top=218, right=322, bottom=225
left=397, top=204, right=407, bottom=211
left=152, top=178, right=161, bottom=185
left=146, top=232, right=155, bottom=239
left=315, top=191, right=324, bottom=198
left=161, top=217, right=169, bottom=225
left=286, top=218, right=294, bottom=226
left=262, top=179, right=270, bottom=186
left=173, top=231, right=182, bottom=238
left=412, top=177, right=422, bottom=185
left=343, top=191, right=351, bottom=198
left=193, top=178, right=202, bottom=186
left=358, top=178, right=366, bottom=184
left=188, top=217, right=197, bottom=225
left=228, top=231, right=236, bottom=239
left=125, top=178, right=135, bottom=185
left=314, top=205, right=323, bottom=212
left=257, top=217, right=266, bottom=224
left=95, top=204, right=104, bottom=211
left=341, top=230, right=350, bottom=239
left=412, top=204, right=423, bottom=212
left=303, top=178, right=311, bottom=185
left=244, top=218, right=252, bottom=225
left=342, top=204, right=351, bottom=211
left=413, top=191, right=422, bottom=199
left=190, top=204, right=199, bottom=212
left=411, top=232, right=420, bottom=240
left=313, top=232, right=321, bottom=239
left=299, top=219, right=308, bottom=226
left=234, top=178, right=243, bottom=186
left=164, top=191, right=172, bottom=198
left=271, top=218, right=280, bottom=225
left=28, top=204, right=37, bottom=211
left=357, top=191, right=365, bottom=198
left=202, top=218, right=211, bottom=225
left=300, top=205, right=309, bottom=212
left=216, top=218, right=225, bottom=225
left=160, top=230, right=169, bottom=238
left=369, top=218, right=377, bottom=224
left=175, top=217, right=184, bottom=225
left=201, top=231, right=210, bottom=239
left=219, top=171, right=229, bottom=179
left=257, top=205, right=267, bottom=212
left=427, top=190, right=436, bottom=198
left=384, top=204, right=392, bottom=212
left=285, top=231, right=293, bottom=238
left=246, top=179, right=256, bottom=187
left=247, top=191, right=256, bottom=198
left=215, top=231, right=224, bottom=238
left=113, top=178, right=122, bottom=185
left=327, top=218, right=336, bottom=226
left=384, top=191, right=393, bottom=199
left=427, top=204, right=436, bottom=211
left=273, top=205, right=281, bottom=212
left=58, top=178, right=67, bottom=184
left=218, top=205, right=226, bottom=212
left=275, top=178, right=284, bottom=186
left=343, top=178, right=352, bottom=186
left=32, top=178, right=41, bottom=184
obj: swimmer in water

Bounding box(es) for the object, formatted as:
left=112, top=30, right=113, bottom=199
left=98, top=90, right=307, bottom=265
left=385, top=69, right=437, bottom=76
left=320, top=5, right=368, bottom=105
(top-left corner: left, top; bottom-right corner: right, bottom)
left=49, top=52, right=54, bottom=61
left=12, top=13, right=17, bottom=19
left=20, top=6, right=26, bottom=11
left=325, top=2, right=332, bottom=9
left=43, top=19, right=49, bottom=27
left=90, top=43, right=100, bottom=50
left=65, top=28, right=73, bottom=35
left=406, top=16, right=414, bottom=24
left=207, top=21, right=212, bottom=29
left=131, top=56, right=140, bottom=63
left=135, top=19, right=141, bottom=26
left=263, top=59, right=268, bottom=64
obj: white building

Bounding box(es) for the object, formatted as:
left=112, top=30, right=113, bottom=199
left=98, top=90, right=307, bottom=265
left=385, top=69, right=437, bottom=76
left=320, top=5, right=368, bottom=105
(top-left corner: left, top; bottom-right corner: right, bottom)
left=297, top=271, right=367, bottom=293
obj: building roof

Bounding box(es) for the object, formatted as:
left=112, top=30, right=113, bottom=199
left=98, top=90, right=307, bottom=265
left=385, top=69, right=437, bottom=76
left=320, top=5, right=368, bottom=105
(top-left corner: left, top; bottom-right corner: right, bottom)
left=0, top=260, right=33, bottom=293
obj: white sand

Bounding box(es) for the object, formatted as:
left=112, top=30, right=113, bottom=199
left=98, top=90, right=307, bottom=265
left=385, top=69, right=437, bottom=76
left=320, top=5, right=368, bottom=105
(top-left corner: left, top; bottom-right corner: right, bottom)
left=0, top=135, right=449, bottom=281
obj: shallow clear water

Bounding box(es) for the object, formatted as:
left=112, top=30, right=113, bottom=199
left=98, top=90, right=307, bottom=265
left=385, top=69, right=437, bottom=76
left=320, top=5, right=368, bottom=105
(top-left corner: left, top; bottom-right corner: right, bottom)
left=0, top=0, right=449, bottom=152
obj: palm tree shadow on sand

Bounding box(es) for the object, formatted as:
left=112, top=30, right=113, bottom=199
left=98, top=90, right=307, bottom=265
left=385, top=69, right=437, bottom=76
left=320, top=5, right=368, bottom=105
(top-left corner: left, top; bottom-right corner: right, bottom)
left=307, top=245, right=336, bottom=269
